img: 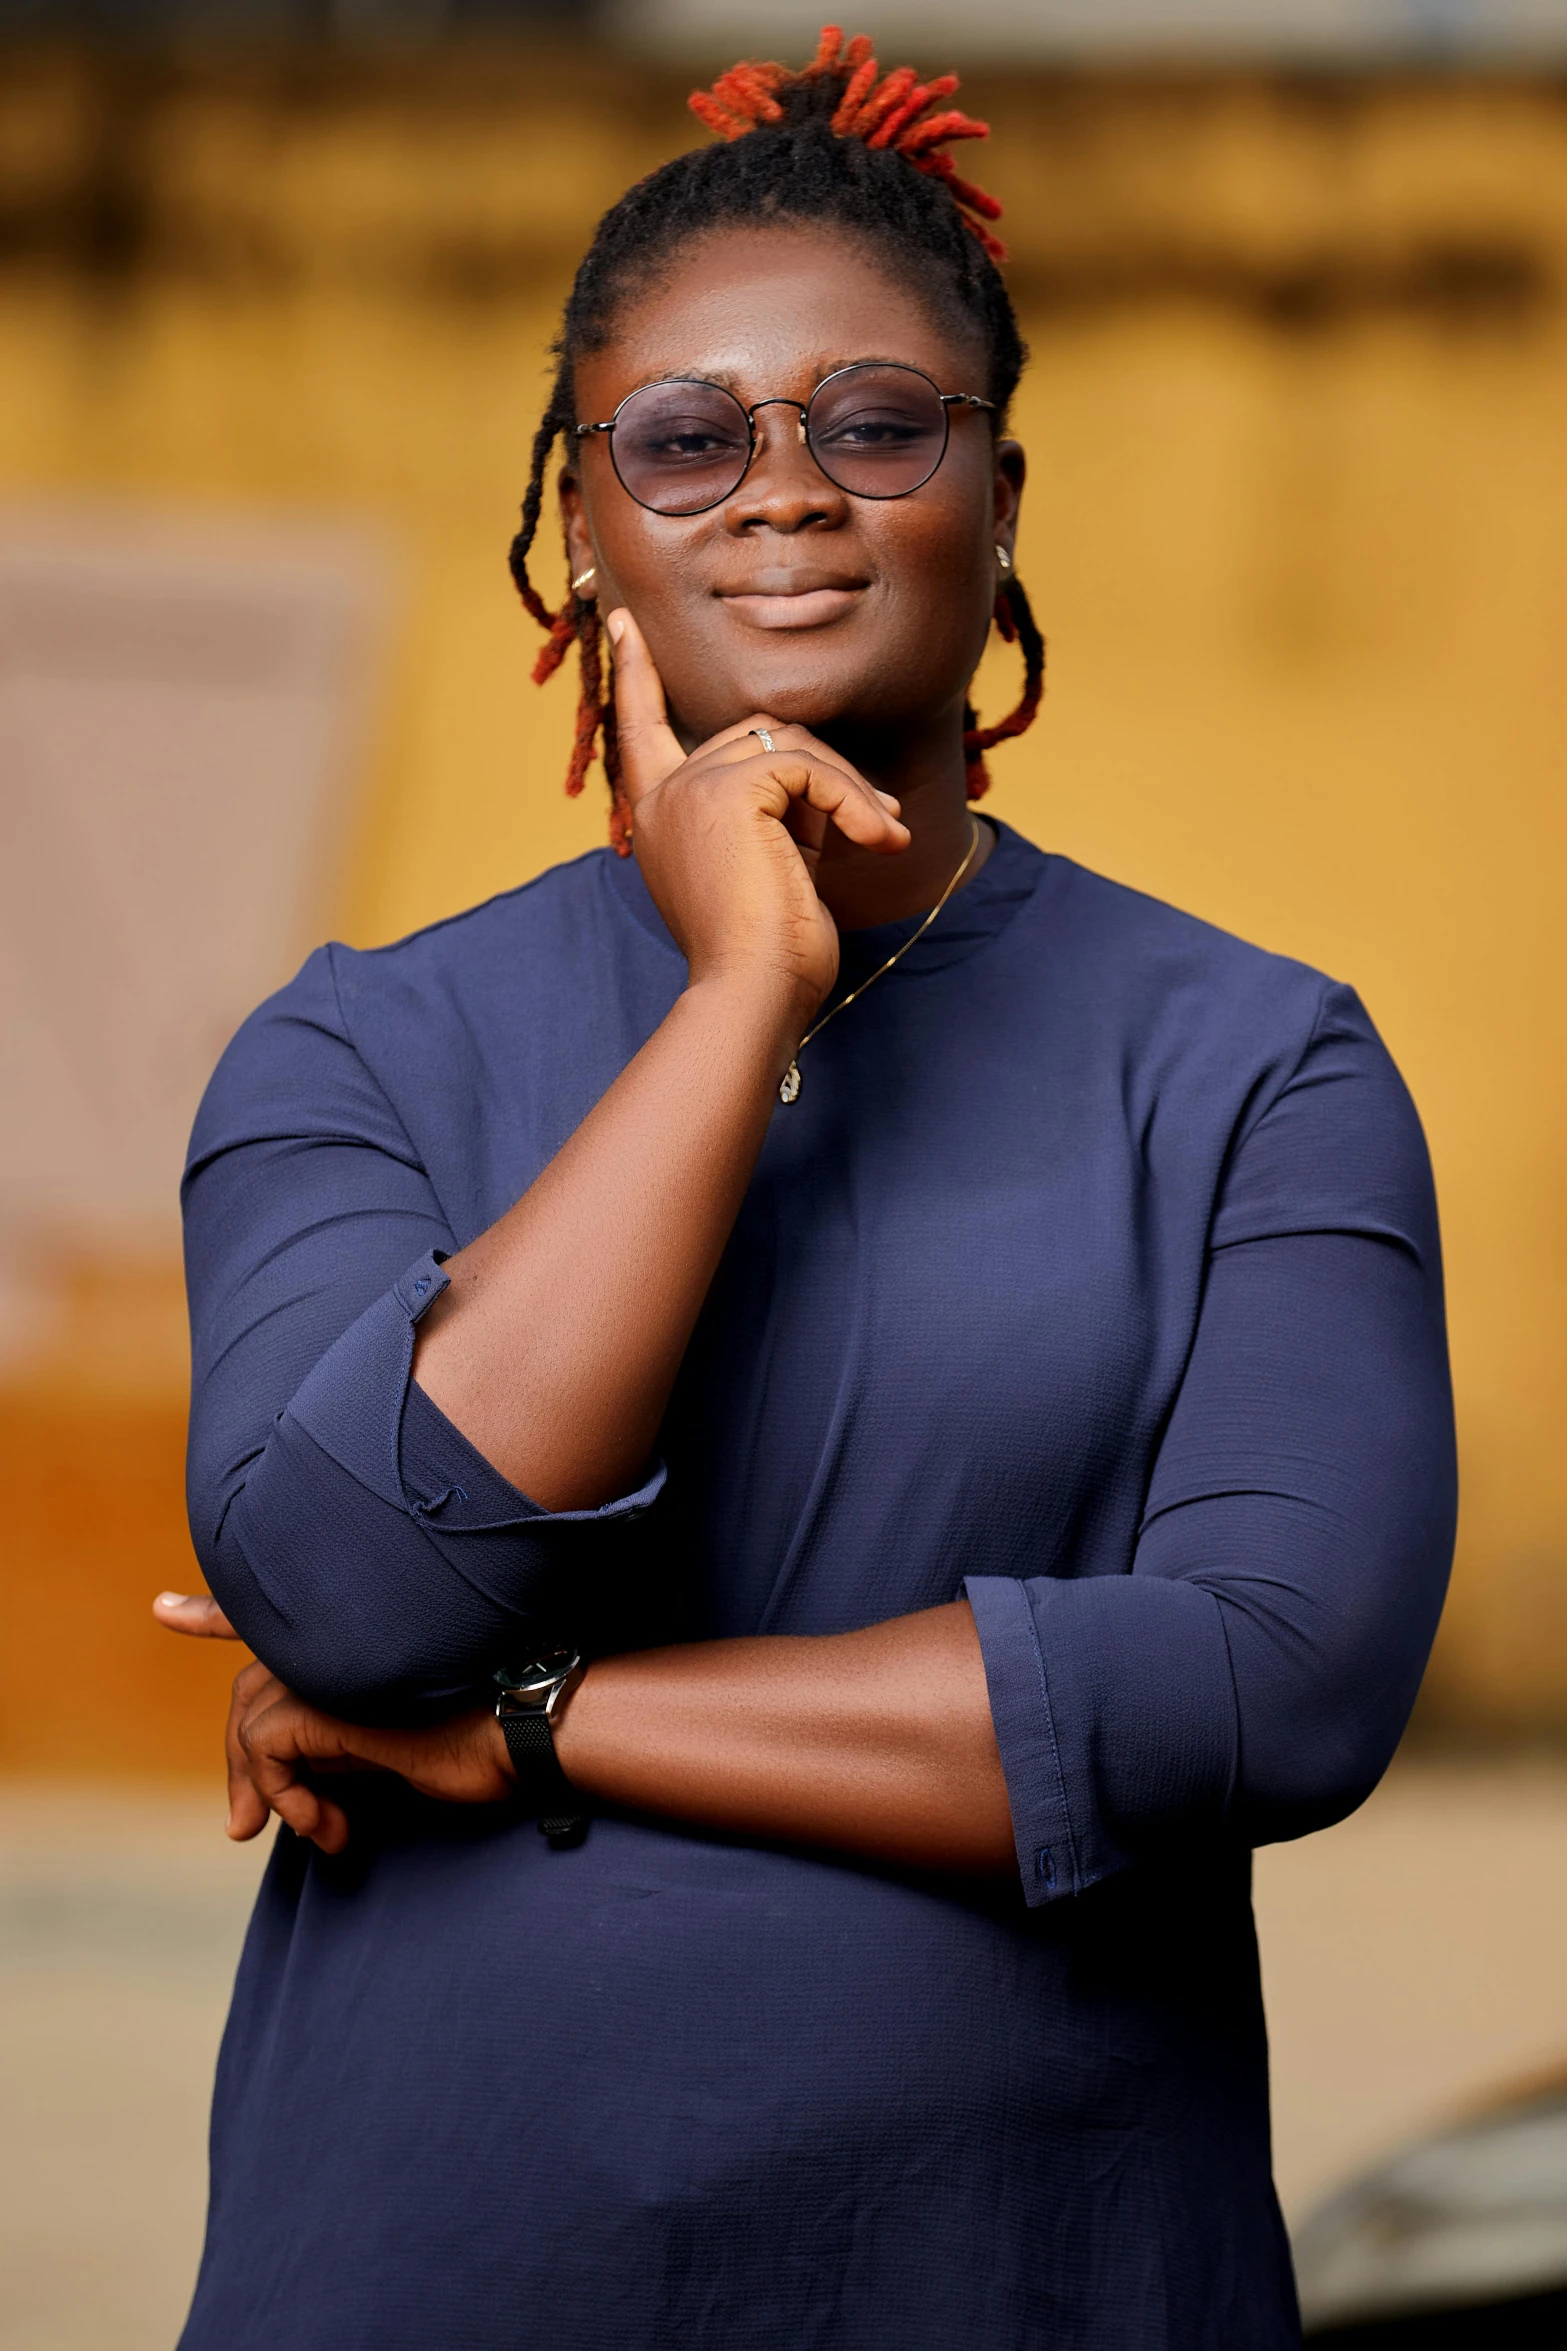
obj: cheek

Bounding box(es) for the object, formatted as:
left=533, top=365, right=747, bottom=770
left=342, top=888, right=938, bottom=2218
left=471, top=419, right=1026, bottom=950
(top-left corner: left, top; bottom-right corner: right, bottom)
left=609, top=535, right=727, bottom=670
left=592, top=503, right=699, bottom=609
left=868, top=501, right=996, bottom=675
left=590, top=516, right=721, bottom=691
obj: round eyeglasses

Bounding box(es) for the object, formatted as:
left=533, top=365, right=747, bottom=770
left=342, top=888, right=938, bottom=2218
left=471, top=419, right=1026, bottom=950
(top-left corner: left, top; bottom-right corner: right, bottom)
left=574, top=362, right=996, bottom=517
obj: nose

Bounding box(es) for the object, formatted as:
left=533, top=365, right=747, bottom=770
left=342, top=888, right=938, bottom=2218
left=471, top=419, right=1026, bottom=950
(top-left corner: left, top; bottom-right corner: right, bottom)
left=723, top=399, right=848, bottom=535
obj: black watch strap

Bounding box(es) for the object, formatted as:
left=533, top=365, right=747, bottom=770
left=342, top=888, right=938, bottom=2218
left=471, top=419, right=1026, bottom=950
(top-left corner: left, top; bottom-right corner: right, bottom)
left=498, top=1707, right=589, bottom=1848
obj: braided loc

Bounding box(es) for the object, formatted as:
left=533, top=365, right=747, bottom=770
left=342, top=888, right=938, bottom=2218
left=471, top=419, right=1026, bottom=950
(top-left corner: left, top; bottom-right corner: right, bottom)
left=508, top=400, right=629, bottom=846
left=965, top=574, right=1045, bottom=799
left=510, top=23, right=1042, bottom=849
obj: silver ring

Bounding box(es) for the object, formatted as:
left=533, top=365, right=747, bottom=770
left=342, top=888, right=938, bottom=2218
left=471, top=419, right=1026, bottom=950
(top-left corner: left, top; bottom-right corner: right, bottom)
left=750, top=726, right=776, bottom=753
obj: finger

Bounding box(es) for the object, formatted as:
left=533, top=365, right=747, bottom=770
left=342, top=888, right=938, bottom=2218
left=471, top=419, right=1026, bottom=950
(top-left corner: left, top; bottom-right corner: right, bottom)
left=226, top=1777, right=270, bottom=1841
left=737, top=749, right=910, bottom=855
left=225, top=1716, right=269, bottom=1838
left=680, top=710, right=802, bottom=761
left=154, top=1591, right=240, bottom=1639
left=691, top=717, right=902, bottom=820
left=695, top=723, right=866, bottom=863
left=231, top=1658, right=275, bottom=1720
left=225, top=1668, right=276, bottom=1837
left=687, top=721, right=907, bottom=851
left=303, top=1795, right=352, bottom=1856
left=783, top=789, right=829, bottom=863
left=238, top=1706, right=331, bottom=1846
left=606, top=609, right=683, bottom=804
left=239, top=1698, right=402, bottom=1850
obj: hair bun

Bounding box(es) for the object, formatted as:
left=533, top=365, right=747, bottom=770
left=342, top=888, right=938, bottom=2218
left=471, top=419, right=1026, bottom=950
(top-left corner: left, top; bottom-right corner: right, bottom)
left=688, top=24, right=1006, bottom=263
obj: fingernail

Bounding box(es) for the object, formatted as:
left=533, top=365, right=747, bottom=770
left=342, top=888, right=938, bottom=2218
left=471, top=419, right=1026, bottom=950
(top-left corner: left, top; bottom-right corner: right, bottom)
left=224, top=1807, right=235, bottom=1833
left=605, top=610, right=626, bottom=645
left=156, top=1591, right=189, bottom=1607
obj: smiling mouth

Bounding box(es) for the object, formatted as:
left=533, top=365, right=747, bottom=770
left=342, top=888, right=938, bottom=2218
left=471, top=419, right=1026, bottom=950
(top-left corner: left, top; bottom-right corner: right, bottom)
left=717, top=572, right=870, bottom=632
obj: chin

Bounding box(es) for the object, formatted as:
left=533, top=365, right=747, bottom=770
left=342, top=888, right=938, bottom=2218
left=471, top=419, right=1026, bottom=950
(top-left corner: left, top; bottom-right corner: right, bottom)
left=681, top=653, right=922, bottom=745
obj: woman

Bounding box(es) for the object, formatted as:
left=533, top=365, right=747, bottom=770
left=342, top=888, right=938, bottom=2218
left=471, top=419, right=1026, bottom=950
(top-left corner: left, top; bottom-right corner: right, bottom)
left=159, top=30, right=1455, bottom=2349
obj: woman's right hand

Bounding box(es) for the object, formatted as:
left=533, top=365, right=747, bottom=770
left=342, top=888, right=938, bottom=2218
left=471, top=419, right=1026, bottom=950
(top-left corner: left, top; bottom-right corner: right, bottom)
left=609, top=608, right=909, bottom=1022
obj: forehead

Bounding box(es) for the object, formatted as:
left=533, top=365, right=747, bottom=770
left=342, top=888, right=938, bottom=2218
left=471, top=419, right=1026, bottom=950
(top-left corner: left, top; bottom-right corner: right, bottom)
left=580, top=223, right=986, bottom=407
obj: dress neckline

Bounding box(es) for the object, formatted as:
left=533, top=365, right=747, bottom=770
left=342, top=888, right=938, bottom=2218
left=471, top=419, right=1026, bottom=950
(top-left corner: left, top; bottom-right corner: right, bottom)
left=604, top=815, right=1047, bottom=986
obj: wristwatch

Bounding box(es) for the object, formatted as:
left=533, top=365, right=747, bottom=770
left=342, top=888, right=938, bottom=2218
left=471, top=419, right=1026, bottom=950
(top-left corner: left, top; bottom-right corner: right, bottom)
left=493, top=1649, right=589, bottom=1848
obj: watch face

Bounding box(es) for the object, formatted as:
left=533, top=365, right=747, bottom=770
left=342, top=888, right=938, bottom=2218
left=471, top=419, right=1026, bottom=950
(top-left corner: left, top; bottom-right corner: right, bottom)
left=493, top=1649, right=576, bottom=1696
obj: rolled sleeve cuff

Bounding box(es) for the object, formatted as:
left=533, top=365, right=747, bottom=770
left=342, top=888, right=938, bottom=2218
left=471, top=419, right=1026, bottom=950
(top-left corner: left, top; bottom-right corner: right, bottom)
left=965, top=1574, right=1083, bottom=1905
left=284, top=1247, right=667, bottom=1538
left=965, top=1572, right=1238, bottom=1908
left=399, top=1379, right=664, bottom=1532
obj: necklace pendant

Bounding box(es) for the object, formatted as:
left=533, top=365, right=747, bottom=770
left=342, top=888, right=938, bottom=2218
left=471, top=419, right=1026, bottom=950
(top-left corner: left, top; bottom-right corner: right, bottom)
left=778, top=1059, right=802, bottom=1106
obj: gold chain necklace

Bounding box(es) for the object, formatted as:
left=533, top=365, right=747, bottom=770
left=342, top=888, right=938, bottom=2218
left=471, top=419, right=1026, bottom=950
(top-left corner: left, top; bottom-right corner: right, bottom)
left=778, top=818, right=983, bottom=1106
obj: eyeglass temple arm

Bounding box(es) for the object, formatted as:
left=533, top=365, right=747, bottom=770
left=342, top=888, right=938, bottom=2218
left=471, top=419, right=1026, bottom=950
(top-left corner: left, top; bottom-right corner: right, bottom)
left=578, top=395, right=993, bottom=435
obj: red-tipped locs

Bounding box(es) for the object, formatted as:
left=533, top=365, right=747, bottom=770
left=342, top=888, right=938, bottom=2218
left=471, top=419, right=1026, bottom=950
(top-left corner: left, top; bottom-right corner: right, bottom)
left=690, top=26, right=1007, bottom=262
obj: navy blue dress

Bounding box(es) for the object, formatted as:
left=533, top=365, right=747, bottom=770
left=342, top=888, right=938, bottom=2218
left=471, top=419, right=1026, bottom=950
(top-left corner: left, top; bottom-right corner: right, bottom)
left=178, top=822, right=1455, bottom=2350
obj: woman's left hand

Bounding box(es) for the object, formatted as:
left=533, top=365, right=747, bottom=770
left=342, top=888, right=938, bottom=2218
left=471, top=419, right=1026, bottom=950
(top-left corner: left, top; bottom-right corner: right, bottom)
left=154, top=1589, right=515, bottom=1852
left=220, top=1663, right=512, bottom=1853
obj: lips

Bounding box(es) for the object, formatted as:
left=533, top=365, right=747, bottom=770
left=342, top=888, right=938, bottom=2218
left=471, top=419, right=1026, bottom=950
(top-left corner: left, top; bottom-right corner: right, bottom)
left=717, top=567, right=870, bottom=632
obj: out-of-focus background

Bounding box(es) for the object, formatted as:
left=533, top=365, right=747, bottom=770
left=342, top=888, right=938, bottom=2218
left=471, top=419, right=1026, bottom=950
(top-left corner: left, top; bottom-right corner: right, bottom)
left=2, top=1, right=1566, bottom=2343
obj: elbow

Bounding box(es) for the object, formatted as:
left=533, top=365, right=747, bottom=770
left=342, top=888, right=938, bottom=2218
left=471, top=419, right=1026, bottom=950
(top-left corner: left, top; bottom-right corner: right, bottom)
left=1236, top=1694, right=1406, bottom=1846
left=285, top=1649, right=482, bottom=1728
left=195, top=1460, right=504, bottom=1722
left=198, top=1533, right=460, bottom=1720
left=232, top=1588, right=484, bottom=1723
left=1217, top=1571, right=1444, bottom=1849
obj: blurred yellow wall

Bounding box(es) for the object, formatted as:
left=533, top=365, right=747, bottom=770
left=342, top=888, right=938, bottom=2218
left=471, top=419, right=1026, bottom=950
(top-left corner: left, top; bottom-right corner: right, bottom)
left=2, top=48, right=1564, bottom=1769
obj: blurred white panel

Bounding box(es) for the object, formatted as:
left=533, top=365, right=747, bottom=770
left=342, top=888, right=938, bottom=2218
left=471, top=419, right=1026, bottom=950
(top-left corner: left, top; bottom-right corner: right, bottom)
left=0, top=1783, right=270, bottom=2351
left=1257, top=1760, right=1567, bottom=2222
left=0, top=503, right=391, bottom=1267
left=615, top=0, right=1567, bottom=60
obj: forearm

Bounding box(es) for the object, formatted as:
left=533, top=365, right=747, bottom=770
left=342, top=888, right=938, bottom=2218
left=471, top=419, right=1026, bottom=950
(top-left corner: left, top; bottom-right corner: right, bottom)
left=552, top=1600, right=1016, bottom=1877
left=414, top=972, right=801, bottom=1511
left=215, top=1600, right=1016, bottom=1873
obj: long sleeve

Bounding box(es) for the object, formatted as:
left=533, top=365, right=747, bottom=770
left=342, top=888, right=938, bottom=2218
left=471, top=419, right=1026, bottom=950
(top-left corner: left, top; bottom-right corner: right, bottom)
left=182, top=946, right=662, bottom=1718
left=966, top=981, right=1457, bottom=1907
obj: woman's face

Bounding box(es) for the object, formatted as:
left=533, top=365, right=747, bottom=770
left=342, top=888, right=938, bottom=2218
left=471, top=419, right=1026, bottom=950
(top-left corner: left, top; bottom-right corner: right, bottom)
left=561, top=224, right=1025, bottom=753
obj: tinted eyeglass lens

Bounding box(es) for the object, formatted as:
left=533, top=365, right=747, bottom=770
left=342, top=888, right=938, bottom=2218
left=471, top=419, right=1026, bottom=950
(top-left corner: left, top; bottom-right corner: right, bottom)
left=610, top=381, right=753, bottom=514
left=806, top=365, right=949, bottom=498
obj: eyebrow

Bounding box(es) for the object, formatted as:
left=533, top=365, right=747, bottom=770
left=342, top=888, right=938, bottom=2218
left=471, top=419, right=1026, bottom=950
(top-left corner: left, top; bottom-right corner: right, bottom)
left=621, top=356, right=926, bottom=402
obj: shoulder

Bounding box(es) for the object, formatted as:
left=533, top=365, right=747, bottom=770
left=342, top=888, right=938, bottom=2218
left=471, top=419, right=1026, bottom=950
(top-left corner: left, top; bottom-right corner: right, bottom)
left=1013, top=843, right=1351, bottom=1105
left=1045, top=859, right=1399, bottom=1086
left=328, top=846, right=636, bottom=1013
left=189, top=848, right=642, bottom=1170
left=1030, top=849, right=1333, bottom=1044
left=245, top=844, right=640, bottom=1052
left=1015, top=844, right=1433, bottom=1238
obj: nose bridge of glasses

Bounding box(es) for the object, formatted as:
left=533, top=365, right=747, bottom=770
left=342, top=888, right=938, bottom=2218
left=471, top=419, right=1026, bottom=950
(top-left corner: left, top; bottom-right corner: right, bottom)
left=734, top=397, right=840, bottom=511
left=745, top=394, right=810, bottom=446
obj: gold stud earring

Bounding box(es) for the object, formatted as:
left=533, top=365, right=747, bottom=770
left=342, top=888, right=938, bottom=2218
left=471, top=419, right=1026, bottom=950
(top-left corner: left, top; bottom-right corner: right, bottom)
left=995, top=545, right=1013, bottom=574
left=572, top=567, right=597, bottom=595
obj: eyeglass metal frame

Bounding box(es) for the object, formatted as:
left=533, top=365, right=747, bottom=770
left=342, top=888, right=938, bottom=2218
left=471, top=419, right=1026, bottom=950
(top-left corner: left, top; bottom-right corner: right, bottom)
left=574, top=361, right=997, bottom=516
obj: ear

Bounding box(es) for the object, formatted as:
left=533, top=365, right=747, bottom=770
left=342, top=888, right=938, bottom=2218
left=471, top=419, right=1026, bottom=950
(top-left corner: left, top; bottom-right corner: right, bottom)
left=559, top=466, right=601, bottom=602
left=992, top=437, right=1025, bottom=568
